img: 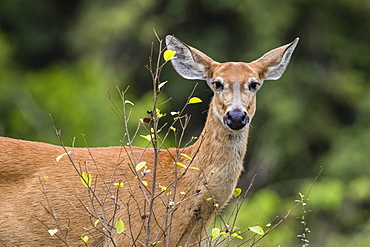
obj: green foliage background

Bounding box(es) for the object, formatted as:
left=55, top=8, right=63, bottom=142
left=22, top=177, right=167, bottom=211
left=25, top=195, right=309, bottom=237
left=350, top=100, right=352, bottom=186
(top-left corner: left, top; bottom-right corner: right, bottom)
left=0, top=0, right=369, bottom=246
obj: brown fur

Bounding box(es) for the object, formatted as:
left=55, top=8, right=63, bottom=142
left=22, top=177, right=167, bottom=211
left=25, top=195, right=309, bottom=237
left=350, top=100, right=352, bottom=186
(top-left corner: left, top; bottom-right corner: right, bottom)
left=0, top=36, right=298, bottom=246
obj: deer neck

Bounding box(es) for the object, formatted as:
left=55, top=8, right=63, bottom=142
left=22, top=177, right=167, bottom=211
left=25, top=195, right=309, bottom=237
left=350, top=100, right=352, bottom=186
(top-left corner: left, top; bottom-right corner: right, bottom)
left=186, top=100, right=250, bottom=205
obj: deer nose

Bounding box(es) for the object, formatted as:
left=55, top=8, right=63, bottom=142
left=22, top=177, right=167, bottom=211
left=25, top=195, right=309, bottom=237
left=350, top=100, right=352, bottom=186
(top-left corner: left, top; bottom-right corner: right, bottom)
left=224, top=109, right=249, bottom=130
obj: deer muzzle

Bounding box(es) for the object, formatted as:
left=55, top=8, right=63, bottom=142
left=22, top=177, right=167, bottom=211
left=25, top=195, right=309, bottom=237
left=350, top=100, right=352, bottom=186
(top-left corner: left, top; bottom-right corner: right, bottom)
left=224, top=109, right=249, bottom=130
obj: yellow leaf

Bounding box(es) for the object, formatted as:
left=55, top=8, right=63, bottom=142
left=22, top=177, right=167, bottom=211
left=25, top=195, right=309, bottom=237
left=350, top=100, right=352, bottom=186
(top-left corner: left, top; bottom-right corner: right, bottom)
left=156, top=108, right=164, bottom=118
left=136, top=161, right=147, bottom=171
left=175, top=162, right=187, bottom=169
left=231, top=233, right=243, bottom=239
left=188, top=97, right=202, bottom=104
left=56, top=151, right=71, bottom=162
left=180, top=153, right=192, bottom=160
left=189, top=166, right=200, bottom=170
left=140, top=134, right=152, bottom=142
left=124, top=100, right=134, bottom=105
left=142, top=181, right=148, bottom=186
left=48, top=229, right=58, bottom=236
left=56, top=153, right=65, bottom=162
left=94, top=219, right=100, bottom=227
left=81, top=235, right=89, bottom=242
left=43, top=175, right=49, bottom=179
left=234, top=188, right=242, bottom=197
left=114, top=182, right=124, bottom=188
left=116, top=219, right=125, bottom=233
left=211, top=228, right=220, bottom=240
left=80, top=173, right=92, bottom=188
left=175, top=162, right=199, bottom=171
left=158, top=81, right=167, bottom=91
left=159, top=185, right=167, bottom=191
left=164, top=50, right=176, bottom=62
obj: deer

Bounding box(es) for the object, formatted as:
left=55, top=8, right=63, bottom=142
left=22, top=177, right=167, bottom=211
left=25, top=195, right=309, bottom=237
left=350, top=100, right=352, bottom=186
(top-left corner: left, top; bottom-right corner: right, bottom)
left=0, top=35, right=298, bottom=246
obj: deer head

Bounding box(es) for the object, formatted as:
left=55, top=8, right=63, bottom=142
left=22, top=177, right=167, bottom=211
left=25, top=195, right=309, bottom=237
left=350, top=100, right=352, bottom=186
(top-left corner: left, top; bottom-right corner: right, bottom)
left=166, top=35, right=299, bottom=131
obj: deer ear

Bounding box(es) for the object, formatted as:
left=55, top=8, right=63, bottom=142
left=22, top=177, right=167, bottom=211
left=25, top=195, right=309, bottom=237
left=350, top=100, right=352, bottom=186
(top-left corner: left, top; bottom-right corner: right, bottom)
left=252, top=38, right=299, bottom=81
left=165, top=35, right=215, bottom=80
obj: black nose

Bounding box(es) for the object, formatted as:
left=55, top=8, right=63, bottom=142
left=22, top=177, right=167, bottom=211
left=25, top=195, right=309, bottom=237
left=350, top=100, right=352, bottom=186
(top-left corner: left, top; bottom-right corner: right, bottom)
left=224, top=109, right=249, bottom=130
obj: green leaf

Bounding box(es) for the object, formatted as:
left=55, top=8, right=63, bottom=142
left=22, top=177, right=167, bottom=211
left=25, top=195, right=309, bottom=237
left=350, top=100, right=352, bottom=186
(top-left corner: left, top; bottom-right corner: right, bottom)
left=211, top=227, right=221, bottom=240
left=249, top=225, right=264, bottom=235
left=234, top=188, right=242, bottom=197
left=136, top=161, right=147, bottom=171
left=188, top=97, right=203, bottom=104
left=81, top=235, right=89, bottom=242
left=80, top=173, right=92, bottom=188
left=116, top=219, right=125, bottom=233
left=164, top=50, right=176, bottom=62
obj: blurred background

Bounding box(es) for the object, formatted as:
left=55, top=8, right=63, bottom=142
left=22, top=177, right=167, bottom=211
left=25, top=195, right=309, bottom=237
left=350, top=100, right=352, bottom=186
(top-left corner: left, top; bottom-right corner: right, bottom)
left=0, top=0, right=369, bottom=246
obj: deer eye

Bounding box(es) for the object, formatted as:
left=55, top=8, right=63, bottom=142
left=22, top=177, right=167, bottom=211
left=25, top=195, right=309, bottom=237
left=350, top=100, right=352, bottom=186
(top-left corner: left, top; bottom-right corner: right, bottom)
left=248, top=81, right=261, bottom=92
left=212, top=81, right=224, bottom=91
